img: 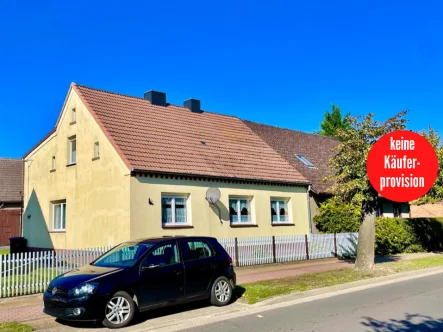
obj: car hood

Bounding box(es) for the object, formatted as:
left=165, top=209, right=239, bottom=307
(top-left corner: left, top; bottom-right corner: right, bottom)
left=50, top=264, right=123, bottom=290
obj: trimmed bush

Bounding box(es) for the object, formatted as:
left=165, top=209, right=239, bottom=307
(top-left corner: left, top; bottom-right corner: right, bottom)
left=375, top=218, right=417, bottom=255
left=313, top=197, right=361, bottom=233
left=315, top=205, right=443, bottom=255
left=404, top=244, right=426, bottom=253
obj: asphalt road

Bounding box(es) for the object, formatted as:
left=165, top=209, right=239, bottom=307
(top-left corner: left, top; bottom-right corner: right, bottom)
left=185, top=273, right=443, bottom=332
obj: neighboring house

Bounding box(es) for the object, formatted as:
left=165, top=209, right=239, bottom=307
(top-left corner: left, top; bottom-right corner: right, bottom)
left=243, top=121, right=410, bottom=232
left=0, top=158, right=24, bottom=245
left=409, top=201, right=443, bottom=218
left=23, top=83, right=312, bottom=250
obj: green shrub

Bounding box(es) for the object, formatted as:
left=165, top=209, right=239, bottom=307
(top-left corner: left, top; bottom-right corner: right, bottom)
left=375, top=218, right=417, bottom=255
left=313, top=197, right=361, bottom=233
left=403, top=218, right=443, bottom=252
left=314, top=200, right=443, bottom=255
left=404, top=244, right=426, bottom=253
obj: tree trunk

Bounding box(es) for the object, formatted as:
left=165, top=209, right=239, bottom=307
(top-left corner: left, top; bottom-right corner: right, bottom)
left=354, top=212, right=376, bottom=272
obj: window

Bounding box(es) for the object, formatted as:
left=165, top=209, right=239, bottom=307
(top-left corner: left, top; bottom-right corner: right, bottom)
left=271, top=199, right=289, bottom=223
left=295, top=154, right=315, bottom=168
left=52, top=201, right=66, bottom=231
left=161, top=195, right=188, bottom=225
left=72, top=108, right=76, bottom=123
left=51, top=156, right=56, bottom=170
left=68, top=136, right=76, bottom=164
left=93, top=243, right=152, bottom=268
left=229, top=197, right=252, bottom=224
left=94, top=141, right=100, bottom=158
left=142, top=243, right=180, bottom=268
left=181, top=240, right=214, bottom=261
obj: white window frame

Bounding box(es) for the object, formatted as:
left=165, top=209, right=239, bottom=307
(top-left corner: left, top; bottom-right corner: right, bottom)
left=229, top=196, right=254, bottom=224
left=161, top=194, right=190, bottom=226
left=52, top=201, right=66, bottom=231
left=69, top=136, right=76, bottom=164
left=94, top=141, right=100, bottom=158
left=271, top=198, right=291, bottom=224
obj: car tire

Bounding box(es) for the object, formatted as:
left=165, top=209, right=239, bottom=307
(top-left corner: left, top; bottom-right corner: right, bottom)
left=210, top=276, right=233, bottom=306
left=102, top=291, right=136, bottom=329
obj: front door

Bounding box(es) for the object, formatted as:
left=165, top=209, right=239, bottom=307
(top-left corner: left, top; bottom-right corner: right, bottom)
left=136, top=241, right=184, bottom=309
left=179, top=239, right=218, bottom=299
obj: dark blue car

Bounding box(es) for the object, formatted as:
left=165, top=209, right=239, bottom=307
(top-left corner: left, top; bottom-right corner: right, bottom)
left=43, top=236, right=236, bottom=328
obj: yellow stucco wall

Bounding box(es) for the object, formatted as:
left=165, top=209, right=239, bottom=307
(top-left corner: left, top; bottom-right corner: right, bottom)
left=23, top=89, right=131, bottom=249
left=130, top=176, right=310, bottom=239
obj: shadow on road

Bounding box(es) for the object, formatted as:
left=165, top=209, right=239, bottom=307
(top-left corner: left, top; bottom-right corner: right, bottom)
left=55, top=286, right=246, bottom=329
left=361, top=313, right=443, bottom=331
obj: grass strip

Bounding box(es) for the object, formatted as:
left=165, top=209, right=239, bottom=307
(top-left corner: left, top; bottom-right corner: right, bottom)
left=237, top=255, right=443, bottom=304
left=0, top=322, right=33, bottom=332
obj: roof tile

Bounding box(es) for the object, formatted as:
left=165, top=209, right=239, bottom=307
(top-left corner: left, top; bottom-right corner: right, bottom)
left=0, top=158, right=23, bottom=202
left=74, top=85, right=308, bottom=185
left=243, top=121, right=339, bottom=193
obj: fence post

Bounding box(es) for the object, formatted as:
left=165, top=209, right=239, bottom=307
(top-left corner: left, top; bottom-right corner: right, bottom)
left=234, top=237, right=239, bottom=267
left=334, top=233, right=337, bottom=258
left=305, top=234, right=310, bottom=260
left=272, top=236, right=276, bottom=263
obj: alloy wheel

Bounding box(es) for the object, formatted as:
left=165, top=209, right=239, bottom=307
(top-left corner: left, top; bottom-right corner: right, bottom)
left=105, top=296, right=131, bottom=324
left=215, top=280, right=230, bottom=303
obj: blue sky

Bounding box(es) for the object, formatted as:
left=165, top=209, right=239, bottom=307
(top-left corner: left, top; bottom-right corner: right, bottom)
left=1, top=0, right=442, bottom=158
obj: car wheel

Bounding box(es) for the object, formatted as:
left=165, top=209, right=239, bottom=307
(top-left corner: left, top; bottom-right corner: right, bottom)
left=102, top=291, right=135, bottom=329
left=210, top=276, right=233, bottom=306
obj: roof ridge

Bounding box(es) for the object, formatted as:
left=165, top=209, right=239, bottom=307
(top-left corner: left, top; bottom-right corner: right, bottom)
left=243, top=119, right=341, bottom=142
left=75, top=83, right=238, bottom=119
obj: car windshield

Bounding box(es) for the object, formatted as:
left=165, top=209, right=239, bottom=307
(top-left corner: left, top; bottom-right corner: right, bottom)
left=92, top=243, right=153, bottom=268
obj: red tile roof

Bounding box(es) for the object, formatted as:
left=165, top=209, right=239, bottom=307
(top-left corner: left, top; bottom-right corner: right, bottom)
left=0, top=158, right=23, bottom=203
left=73, top=84, right=309, bottom=185
left=243, top=121, right=340, bottom=193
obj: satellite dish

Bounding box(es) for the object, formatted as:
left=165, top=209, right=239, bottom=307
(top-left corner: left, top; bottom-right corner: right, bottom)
left=206, top=187, right=221, bottom=205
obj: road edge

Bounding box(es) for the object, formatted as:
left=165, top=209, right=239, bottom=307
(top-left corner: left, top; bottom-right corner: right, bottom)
left=139, top=266, right=443, bottom=332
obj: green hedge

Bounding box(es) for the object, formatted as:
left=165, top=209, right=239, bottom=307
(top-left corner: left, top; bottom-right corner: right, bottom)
left=316, top=213, right=443, bottom=255
left=375, top=217, right=443, bottom=255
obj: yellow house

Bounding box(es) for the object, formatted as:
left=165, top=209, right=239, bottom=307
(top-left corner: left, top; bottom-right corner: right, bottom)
left=23, top=83, right=312, bottom=250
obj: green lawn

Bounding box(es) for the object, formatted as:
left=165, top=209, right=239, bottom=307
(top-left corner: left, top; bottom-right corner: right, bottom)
left=0, top=249, right=10, bottom=255
left=0, top=322, right=33, bottom=332
left=237, top=256, right=443, bottom=304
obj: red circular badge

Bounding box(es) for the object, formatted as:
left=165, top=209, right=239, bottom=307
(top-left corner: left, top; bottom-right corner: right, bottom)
left=367, top=130, right=438, bottom=202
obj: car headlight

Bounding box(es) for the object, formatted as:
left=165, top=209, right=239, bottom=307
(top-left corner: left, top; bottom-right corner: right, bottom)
left=68, top=282, right=98, bottom=297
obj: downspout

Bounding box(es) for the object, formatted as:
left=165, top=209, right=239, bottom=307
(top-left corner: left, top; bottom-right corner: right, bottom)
left=307, top=185, right=312, bottom=234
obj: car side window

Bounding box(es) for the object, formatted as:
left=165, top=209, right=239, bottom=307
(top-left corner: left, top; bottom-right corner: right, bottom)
left=181, top=240, right=214, bottom=262
left=142, top=242, right=180, bottom=268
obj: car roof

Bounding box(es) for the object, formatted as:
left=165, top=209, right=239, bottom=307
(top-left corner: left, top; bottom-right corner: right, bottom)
left=129, top=235, right=217, bottom=244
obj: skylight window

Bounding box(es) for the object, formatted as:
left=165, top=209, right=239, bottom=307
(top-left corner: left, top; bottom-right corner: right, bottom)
left=295, top=154, right=315, bottom=168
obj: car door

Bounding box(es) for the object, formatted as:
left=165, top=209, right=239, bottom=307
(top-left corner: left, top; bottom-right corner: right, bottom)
left=135, top=241, right=184, bottom=309
left=179, top=239, right=217, bottom=298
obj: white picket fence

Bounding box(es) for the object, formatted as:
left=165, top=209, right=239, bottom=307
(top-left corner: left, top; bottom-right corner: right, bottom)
left=0, top=247, right=113, bottom=298
left=0, top=233, right=358, bottom=298
left=218, top=232, right=358, bottom=267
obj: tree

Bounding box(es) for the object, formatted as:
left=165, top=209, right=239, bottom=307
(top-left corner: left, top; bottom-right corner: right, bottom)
left=317, top=104, right=350, bottom=140
left=411, top=127, right=443, bottom=205
left=325, top=111, right=408, bottom=271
